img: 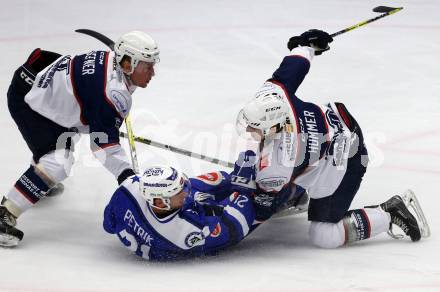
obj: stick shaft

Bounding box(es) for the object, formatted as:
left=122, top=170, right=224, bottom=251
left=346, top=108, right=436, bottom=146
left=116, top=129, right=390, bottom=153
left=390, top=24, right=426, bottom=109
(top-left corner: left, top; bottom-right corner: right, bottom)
left=124, top=115, right=140, bottom=173
left=119, top=132, right=234, bottom=168
left=331, top=7, right=403, bottom=37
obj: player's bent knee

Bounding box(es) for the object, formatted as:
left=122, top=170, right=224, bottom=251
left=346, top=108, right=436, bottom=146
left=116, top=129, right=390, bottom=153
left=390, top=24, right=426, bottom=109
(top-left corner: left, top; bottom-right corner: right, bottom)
left=309, top=221, right=345, bottom=248
left=37, top=149, right=75, bottom=183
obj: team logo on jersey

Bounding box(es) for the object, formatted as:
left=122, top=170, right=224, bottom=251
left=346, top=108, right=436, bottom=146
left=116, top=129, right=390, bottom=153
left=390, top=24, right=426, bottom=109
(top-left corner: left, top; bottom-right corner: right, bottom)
left=325, top=108, right=343, bottom=131
left=115, top=117, right=122, bottom=128
left=196, top=172, right=222, bottom=186
left=210, top=223, right=222, bottom=238
left=185, top=232, right=205, bottom=248
left=257, top=177, right=287, bottom=191
left=110, top=90, right=129, bottom=116
left=37, top=56, right=71, bottom=89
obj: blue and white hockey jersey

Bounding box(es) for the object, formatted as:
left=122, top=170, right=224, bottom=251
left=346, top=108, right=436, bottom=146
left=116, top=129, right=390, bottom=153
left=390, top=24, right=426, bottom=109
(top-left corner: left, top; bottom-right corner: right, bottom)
left=254, top=47, right=365, bottom=216
left=24, top=50, right=134, bottom=178
left=103, top=171, right=257, bottom=261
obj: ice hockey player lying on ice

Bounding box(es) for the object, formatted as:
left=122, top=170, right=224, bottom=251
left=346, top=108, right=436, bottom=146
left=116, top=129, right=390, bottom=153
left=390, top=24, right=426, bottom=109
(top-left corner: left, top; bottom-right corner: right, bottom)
left=235, top=29, right=430, bottom=248
left=103, top=152, right=264, bottom=261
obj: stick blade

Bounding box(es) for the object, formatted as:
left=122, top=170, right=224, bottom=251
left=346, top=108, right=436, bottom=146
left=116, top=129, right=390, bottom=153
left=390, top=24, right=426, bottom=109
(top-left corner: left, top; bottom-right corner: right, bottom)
left=373, top=6, right=402, bottom=13
left=75, top=29, right=115, bottom=50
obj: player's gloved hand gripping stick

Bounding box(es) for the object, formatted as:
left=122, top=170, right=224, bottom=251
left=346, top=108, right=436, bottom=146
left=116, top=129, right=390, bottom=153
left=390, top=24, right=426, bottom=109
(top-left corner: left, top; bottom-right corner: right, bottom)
left=287, top=6, right=403, bottom=53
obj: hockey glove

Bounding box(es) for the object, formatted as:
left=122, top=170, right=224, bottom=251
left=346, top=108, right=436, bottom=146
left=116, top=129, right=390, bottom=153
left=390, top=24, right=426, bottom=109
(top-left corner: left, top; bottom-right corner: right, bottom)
left=193, top=192, right=224, bottom=216
left=253, top=191, right=277, bottom=221
left=287, top=29, right=333, bottom=55
left=194, top=192, right=216, bottom=205
left=117, top=168, right=136, bottom=185
left=230, top=150, right=257, bottom=195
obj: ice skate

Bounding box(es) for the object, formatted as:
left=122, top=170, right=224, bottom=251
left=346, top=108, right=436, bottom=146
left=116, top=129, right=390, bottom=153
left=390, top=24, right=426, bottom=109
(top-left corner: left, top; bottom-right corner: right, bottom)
left=380, top=190, right=430, bottom=241
left=0, top=206, right=24, bottom=247
left=401, top=190, right=430, bottom=238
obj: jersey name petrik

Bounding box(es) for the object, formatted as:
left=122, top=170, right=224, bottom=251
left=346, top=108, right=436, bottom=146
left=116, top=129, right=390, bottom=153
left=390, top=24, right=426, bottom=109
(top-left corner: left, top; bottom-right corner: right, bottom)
left=124, top=209, right=153, bottom=245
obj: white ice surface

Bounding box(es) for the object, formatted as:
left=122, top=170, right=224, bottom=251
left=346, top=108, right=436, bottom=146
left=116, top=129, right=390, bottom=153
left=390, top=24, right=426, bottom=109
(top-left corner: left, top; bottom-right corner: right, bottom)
left=1, top=0, right=440, bottom=291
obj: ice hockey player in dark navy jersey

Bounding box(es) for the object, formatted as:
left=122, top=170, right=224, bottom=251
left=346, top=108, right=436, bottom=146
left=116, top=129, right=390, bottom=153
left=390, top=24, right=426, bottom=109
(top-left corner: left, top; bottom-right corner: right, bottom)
left=0, top=31, right=159, bottom=247
left=236, top=29, right=430, bottom=248
left=104, top=152, right=259, bottom=261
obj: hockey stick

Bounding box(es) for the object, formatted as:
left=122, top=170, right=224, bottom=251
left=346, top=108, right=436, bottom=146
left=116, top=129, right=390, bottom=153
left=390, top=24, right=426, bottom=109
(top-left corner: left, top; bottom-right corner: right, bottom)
left=119, top=132, right=234, bottom=168
left=75, top=29, right=115, bottom=50
left=124, top=115, right=140, bottom=173
left=331, top=6, right=403, bottom=37
left=75, top=28, right=235, bottom=169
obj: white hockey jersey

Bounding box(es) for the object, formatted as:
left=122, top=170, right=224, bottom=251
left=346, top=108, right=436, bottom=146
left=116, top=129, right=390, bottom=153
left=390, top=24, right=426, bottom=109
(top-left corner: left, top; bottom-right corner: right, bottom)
left=256, top=102, right=354, bottom=200
left=24, top=50, right=135, bottom=178
left=254, top=47, right=360, bottom=200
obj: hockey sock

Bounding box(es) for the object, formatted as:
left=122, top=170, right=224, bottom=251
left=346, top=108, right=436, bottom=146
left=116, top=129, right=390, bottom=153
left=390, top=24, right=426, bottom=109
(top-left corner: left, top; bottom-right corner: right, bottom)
left=343, top=207, right=391, bottom=244
left=6, top=165, right=53, bottom=214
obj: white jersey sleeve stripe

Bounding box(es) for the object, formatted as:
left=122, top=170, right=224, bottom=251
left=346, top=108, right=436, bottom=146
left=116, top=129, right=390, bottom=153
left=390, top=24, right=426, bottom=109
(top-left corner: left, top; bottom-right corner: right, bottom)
left=224, top=205, right=250, bottom=237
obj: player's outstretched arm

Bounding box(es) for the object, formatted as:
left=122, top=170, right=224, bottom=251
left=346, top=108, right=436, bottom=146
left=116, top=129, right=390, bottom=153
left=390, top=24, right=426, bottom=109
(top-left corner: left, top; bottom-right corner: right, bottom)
left=270, top=29, right=332, bottom=96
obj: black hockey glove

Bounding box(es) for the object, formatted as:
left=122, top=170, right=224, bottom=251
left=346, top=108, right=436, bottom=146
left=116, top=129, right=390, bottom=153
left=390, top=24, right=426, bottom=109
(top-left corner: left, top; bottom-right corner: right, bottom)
left=287, top=29, right=333, bottom=55
left=252, top=191, right=278, bottom=221
left=117, top=168, right=136, bottom=185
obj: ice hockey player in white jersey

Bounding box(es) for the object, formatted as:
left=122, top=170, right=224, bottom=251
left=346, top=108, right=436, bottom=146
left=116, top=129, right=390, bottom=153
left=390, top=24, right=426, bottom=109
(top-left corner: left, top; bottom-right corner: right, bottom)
left=0, top=31, right=159, bottom=247
left=103, top=158, right=258, bottom=261
left=236, top=29, right=430, bottom=248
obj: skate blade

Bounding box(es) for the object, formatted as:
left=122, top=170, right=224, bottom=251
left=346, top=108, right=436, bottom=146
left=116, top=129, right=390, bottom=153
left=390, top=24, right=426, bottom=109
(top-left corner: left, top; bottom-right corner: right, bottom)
left=0, top=233, right=19, bottom=247
left=402, top=189, right=431, bottom=238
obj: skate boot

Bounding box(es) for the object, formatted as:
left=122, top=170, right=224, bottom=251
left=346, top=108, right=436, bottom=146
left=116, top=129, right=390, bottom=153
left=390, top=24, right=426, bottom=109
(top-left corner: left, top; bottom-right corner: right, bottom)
left=0, top=205, right=24, bottom=247
left=380, top=194, right=422, bottom=242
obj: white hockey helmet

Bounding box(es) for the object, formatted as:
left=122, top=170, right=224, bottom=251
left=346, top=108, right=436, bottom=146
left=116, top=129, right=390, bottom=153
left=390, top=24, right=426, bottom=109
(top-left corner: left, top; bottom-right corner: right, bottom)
left=236, top=85, right=289, bottom=137
left=114, top=30, right=160, bottom=75
left=140, top=166, right=190, bottom=211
